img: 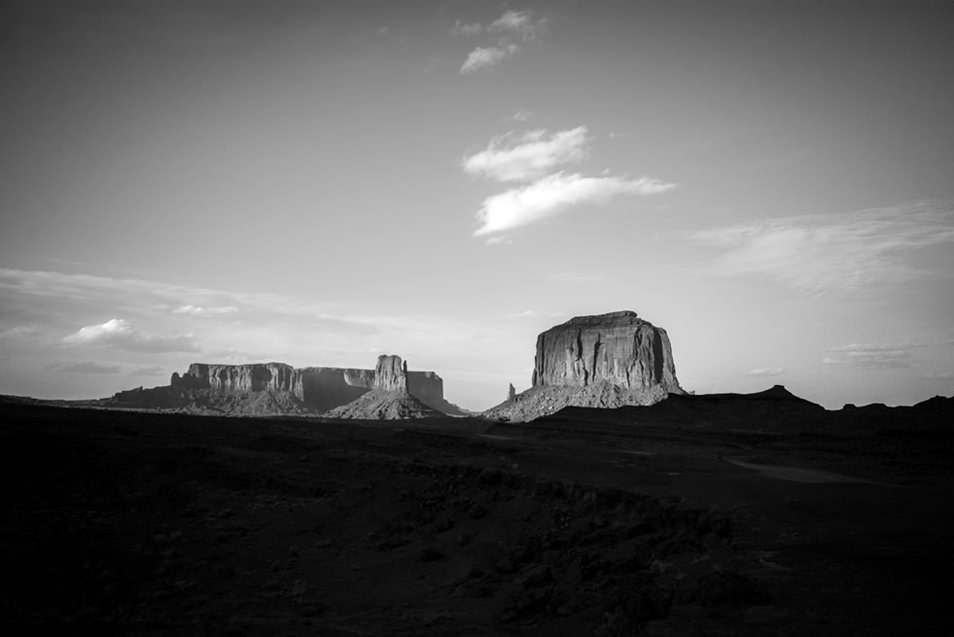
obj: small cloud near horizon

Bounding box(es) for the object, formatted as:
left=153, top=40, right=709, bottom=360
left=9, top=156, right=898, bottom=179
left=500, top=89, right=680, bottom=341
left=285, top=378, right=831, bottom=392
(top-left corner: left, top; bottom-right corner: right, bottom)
left=50, top=361, right=122, bottom=374
left=921, top=371, right=954, bottom=381
left=63, top=318, right=198, bottom=354
left=744, top=367, right=786, bottom=377
left=822, top=342, right=912, bottom=369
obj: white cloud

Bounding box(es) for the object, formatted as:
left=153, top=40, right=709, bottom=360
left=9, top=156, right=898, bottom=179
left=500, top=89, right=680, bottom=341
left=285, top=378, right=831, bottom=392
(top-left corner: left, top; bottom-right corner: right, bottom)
left=463, top=127, right=588, bottom=182
left=744, top=367, right=786, bottom=377
left=172, top=304, right=239, bottom=316
left=513, top=111, right=533, bottom=122
left=488, top=10, right=547, bottom=40
left=375, top=26, right=390, bottom=37
left=460, top=42, right=520, bottom=74
left=452, top=20, right=482, bottom=36
left=822, top=342, right=912, bottom=369
left=63, top=318, right=198, bottom=353
left=693, top=201, right=954, bottom=293
left=921, top=371, right=954, bottom=381
left=474, top=172, right=676, bottom=237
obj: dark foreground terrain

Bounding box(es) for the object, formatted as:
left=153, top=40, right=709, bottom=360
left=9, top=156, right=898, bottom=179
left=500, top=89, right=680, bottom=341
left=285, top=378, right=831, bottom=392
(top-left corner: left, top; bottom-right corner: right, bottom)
left=1, top=396, right=952, bottom=635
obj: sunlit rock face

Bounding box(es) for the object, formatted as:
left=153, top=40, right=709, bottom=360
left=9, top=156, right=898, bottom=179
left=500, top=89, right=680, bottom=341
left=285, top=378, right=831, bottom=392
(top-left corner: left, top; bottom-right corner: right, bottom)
left=532, top=311, right=682, bottom=392
left=173, top=363, right=299, bottom=394
left=373, top=355, right=408, bottom=392
left=484, top=311, right=683, bottom=422
left=128, top=356, right=459, bottom=417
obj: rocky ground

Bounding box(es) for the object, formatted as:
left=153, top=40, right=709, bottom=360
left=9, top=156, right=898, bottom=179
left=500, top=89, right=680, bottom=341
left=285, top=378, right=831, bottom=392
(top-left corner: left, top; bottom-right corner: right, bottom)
left=1, top=398, right=951, bottom=635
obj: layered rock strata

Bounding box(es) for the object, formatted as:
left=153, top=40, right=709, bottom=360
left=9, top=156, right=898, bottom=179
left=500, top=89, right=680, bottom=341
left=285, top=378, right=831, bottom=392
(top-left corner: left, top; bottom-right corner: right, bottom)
left=111, top=354, right=462, bottom=418
left=484, top=311, right=684, bottom=422
left=532, top=311, right=681, bottom=391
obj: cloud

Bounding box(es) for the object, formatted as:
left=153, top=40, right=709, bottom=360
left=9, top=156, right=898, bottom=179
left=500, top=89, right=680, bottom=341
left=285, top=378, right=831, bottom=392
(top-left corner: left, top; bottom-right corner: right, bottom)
left=460, top=42, right=519, bottom=74
left=822, top=343, right=912, bottom=369
left=474, top=172, right=676, bottom=237
left=744, top=367, right=786, bottom=377
left=488, top=10, right=547, bottom=40
left=921, top=371, right=954, bottom=381
left=129, top=366, right=165, bottom=377
left=452, top=20, right=482, bottom=36
left=171, top=305, right=238, bottom=316
left=63, top=318, right=198, bottom=353
left=513, top=111, right=533, bottom=122
left=52, top=361, right=122, bottom=374
left=463, top=127, right=588, bottom=182
left=693, top=201, right=954, bottom=293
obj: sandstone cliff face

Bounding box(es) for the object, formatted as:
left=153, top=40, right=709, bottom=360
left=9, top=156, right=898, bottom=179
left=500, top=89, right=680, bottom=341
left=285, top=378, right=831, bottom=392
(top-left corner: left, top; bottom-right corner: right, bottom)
left=485, top=311, right=683, bottom=422
left=172, top=363, right=299, bottom=395
left=373, top=355, right=408, bottom=392
left=532, top=311, right=681, bottom=392
left=118, top=356, right=456, bottom=418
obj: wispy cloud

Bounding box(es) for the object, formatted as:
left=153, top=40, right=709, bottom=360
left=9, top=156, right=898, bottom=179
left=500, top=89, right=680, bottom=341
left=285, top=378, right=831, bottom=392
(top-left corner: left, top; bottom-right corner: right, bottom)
left=460, top=42, right=519, bottom=74
left=463, top=127, right=588, bottom=182
left=822, top=343, right=912, bottom=369
left=63, top=318, right=198, bottom=353
left=451, top=20, right=482, bottom=37
left=921, top=371, right=954, bottom=381
left=51, top=361, right=122, bottom=375
left=474, top=172, right=675, bottom=237
left=693, top=201, right=954, bottom=293
left=171, top=304, right=238, bottom=317
left=744, top=367, right=786, bottom=377
left=488, top=10, right=547, bottom=40
left=513, top=111, right=533, bottom=122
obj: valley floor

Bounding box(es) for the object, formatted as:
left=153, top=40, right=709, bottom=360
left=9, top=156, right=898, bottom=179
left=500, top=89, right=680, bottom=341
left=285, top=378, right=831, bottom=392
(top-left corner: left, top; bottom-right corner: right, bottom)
left=0, top=401, right=951, bottom=635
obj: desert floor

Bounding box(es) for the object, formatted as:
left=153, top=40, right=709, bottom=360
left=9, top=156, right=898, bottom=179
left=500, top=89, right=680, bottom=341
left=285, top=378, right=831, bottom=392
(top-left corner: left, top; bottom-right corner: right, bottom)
left=1, top=400, right=951, bottom=635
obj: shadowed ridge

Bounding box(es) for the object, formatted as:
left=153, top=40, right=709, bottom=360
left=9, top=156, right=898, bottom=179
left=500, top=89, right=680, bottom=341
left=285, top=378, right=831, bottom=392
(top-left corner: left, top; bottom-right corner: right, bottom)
left=540, top=385, right=827, bottom=429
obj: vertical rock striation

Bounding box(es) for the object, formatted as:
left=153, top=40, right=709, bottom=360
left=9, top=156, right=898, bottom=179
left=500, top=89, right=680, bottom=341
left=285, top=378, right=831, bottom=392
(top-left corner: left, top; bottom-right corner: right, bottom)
left=373, top=355, right=408, bottom=392
left=484, top=311, right=684, bottom=422
left=532, top=311, right=681, bottom=392
left=114, top=355, right=463, bottom=417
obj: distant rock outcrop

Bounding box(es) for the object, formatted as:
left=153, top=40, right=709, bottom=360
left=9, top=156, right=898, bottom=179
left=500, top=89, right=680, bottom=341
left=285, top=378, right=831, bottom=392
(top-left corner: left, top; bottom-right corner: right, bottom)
left=323, top=390, right=441, bottom=420
left=532, top=311, right=681, bottom=391
left=373, top=355, right=407, bottom=392
left=108, top=354, right=465, bottom=418
left=484, top=311, right=684, bottom=422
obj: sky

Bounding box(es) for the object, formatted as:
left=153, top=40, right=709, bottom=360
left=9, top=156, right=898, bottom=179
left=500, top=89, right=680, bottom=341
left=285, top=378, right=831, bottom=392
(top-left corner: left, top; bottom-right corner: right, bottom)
left=1, top=0, right=953, bottom=410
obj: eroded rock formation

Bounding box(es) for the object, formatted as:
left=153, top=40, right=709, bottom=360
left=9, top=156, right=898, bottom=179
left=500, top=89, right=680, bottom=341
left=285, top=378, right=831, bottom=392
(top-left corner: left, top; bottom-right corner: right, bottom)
left=111, top=354, right=463, bottom=418
left=484, top=311, right=684, bottom=422
left=532, top=311, right=681, bottom=391
left=373, top=355, right=408, bottom=392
